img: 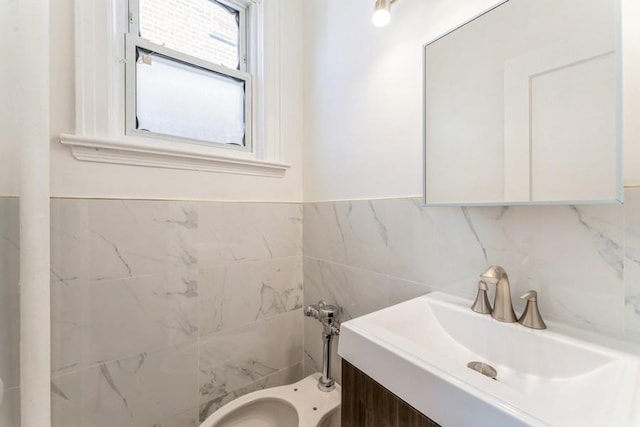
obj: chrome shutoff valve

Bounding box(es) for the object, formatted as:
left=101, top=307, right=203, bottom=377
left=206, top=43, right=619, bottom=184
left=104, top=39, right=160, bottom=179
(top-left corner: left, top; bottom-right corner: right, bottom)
left=304, top=300, right=340, bottom=336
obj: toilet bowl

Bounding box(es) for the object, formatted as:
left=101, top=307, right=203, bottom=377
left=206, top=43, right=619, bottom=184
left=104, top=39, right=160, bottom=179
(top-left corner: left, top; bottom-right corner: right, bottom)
left=199, top=373, right=341, bottom=427
left=202, top=301, right=342, bottom=427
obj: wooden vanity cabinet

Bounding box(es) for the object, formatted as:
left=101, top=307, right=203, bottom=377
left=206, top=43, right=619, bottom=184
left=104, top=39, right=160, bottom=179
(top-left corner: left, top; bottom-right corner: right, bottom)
left=341, top=359, right=440, bottom=427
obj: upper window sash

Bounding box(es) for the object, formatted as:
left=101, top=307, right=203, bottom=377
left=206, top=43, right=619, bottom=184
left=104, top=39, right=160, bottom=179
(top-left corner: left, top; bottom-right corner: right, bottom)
left=128, top=0, right=249, bottom=73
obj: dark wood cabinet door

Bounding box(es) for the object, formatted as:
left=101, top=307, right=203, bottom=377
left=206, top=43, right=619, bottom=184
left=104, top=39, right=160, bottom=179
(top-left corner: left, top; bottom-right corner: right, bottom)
left=341, top=359, right=440, bottom=427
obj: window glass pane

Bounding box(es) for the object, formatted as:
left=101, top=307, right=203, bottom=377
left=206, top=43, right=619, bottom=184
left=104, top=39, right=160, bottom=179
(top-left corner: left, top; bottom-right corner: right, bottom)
left=139, top=0, right=240, bottom=69
left=135, top=49, right=246, bottom=146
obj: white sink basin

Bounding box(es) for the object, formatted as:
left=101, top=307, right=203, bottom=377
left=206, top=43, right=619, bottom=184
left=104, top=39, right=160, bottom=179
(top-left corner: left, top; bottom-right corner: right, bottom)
left=338, top=292, right=640, bottom=426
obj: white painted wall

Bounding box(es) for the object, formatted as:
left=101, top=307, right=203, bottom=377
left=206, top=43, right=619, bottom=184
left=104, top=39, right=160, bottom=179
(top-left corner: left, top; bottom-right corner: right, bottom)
left=3, top=0, right=638, bottom=201
left=0, top=0, right=22, bottom=197
left=303, top=0, right=640, bottom=202
left=46, top=0, right=303, bottom=202
left=1, top=0, right=304, bottom=201
left=622, top=0, right=640, bottom=186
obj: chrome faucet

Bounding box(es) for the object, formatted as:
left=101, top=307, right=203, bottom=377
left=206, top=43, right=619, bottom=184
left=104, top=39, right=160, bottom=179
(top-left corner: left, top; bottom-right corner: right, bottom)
left=479, top=265, right=518, bottom=323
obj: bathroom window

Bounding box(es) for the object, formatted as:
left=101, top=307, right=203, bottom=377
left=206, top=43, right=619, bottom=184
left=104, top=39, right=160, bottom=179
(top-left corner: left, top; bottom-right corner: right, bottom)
left=126, top=0, right=252, bottom=149
left=62, top=0, right=289, bottom=177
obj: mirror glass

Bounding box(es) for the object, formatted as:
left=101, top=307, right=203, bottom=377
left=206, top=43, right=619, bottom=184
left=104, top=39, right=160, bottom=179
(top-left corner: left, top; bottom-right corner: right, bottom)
left=423, top=0, right=621, bottom=205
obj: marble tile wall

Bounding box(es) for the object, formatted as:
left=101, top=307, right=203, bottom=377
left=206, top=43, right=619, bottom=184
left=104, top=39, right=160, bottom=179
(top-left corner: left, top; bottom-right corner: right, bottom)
left=625, top=190, right=640, bottom=337
left=0, top=197, right=20, bottom=425
left=303, top=189, right=640, bottom=380
left=50, top=199, right=304, bottom=427
left=6, top=191, right=639, bottom=425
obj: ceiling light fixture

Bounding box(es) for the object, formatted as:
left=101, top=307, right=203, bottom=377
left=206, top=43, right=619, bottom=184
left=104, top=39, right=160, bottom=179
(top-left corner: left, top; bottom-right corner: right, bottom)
left=372, top=0, right=397, bottom=28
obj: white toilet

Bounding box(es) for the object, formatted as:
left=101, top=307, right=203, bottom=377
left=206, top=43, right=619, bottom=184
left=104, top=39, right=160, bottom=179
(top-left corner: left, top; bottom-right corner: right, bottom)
left=199, top=373, right=341, bottom=427
left=200, top=301, right=342, bottom=427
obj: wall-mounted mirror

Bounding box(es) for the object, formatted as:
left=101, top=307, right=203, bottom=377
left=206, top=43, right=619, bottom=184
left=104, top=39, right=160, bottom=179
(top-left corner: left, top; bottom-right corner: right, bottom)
left=423, top=0, right=621, bottom=206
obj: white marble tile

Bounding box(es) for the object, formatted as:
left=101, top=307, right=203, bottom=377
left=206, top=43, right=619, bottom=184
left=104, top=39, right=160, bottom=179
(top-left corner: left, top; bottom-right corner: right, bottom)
left=383, top=199, right=625, bottom=333
left=304, top=200, right=391, bottom=274
left=52, top=271, right=198, bottom=375
left=0, top=292, right=19, bottom=390
left=478, top=205, right=622, bottom=288
left=51, top=199, right=198, bottom=284
left=198, top=309, right=303, bottom=406
left=50, top=198, right=91, bottom=284
left=48, top=198, right=306, bottom=425
left=302, top=257, right=390, bottom=385
left=199, top=257, right=302, bottom=335
left=387, top=276, right=432, bottom=306
left=305, top=197, right=627, bottom=338
left=155, top=407, right=199, bottom=427
left=0, top=386, right=20, bottom=427
left=52, top=341, right=198, bottom=427
left=383, top=199, right=488, bottom=297
left=198, top=363, right=303, bottom=422
left=303, top=257, right=389, bottom=322
left=197, top=266, right=224, bottom=338
left=625, top=188, right=640, bottom=336
left=0, top=198, right=20, bottom=391
left=303, top=348, right=318, bottom=379
left=0, top=197, right=19, bottom=290
left=262, top=362, right=303, bottom=389
left=197, top=202, right=302, bottom=265
left=467, top=204, right=625, bottom=333
left=303, top=202, right=350, bottom=264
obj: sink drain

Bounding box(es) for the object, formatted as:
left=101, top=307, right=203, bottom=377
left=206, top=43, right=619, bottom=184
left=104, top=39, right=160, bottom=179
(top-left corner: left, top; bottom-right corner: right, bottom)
left=467, top=361, right=497, bottom=379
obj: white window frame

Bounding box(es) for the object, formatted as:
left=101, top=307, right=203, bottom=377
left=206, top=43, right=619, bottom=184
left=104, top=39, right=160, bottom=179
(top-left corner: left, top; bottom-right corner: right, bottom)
left=61, top=0, right=289, bottom=177
left=126, top=0, right=253, bottom=151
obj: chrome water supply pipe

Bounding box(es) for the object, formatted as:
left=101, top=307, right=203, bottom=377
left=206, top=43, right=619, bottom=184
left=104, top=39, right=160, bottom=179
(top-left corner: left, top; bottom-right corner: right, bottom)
left=304, top=301, right=340, bottom=392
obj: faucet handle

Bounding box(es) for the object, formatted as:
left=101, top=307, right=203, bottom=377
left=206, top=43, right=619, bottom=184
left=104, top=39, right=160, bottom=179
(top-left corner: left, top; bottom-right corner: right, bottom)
left=518, top=290, right=546, bottom=329
left=471, top=280, right=492, bottom=314
left=520, top=290, right=538, bottom=301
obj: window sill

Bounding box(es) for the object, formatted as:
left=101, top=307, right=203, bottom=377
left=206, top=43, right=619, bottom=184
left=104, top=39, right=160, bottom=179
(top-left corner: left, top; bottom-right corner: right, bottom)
left=59, top=133, right=289, bottom=178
